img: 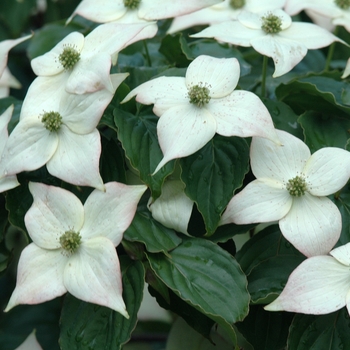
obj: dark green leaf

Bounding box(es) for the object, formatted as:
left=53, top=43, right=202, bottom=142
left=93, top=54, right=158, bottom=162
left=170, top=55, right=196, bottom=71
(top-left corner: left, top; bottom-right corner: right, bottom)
left=59, top=257, right=144, bottom=350
left=147, top=237, right=250, bottom=343
left=181, top=135, right=250, bottom=235
left=288, top=309, right=350, bottom=350
left=114, top=108, right=175, bottom=198
left=0, top=97, right=22, bottom=133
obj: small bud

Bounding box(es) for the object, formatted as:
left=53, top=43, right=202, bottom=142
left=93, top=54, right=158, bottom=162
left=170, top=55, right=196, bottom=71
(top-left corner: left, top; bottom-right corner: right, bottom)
left=334, top=0, right=350, bottom=10
left=230, top=0, right=245, bottom=9
left=286, top=175, right=308, bottom=197
left=261, top=13, right=283, bottom=34
left=123, top=0, right=141, bottom=9
left=41, top=111, right=63, bottom=132
left=60, top=230, right=82, bottom=254
left=188, top=82, right=211, bottom=108
left=59, top=45, right=80, bottom=70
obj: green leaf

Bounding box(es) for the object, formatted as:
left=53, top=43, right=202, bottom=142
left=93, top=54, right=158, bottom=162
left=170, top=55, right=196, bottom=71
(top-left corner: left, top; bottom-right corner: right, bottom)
left=235, top=305, right=295, bottom=350
left=124, top=207, right=182, bottom=254
left=180, top=135, right=250, bottom=235
left=159, top=33, right=193, bottom=67
left=114, top=108, right=175, bottom=198
left=334, top=187, right=350, bottom=247
left=276, top=74, right=350, bottom=117
left=208, top=223, right=256, bottom=243
left=262, top=98, right=303, bottom=139
left=147, top=237, right=250, bottom=344
left=59, top=257, right=144, bottom=350
left=236, top=225, right=305, bottom=303
left=298, top=110, right=350, bottom=152
left=288, top=309, right=350, bottom=350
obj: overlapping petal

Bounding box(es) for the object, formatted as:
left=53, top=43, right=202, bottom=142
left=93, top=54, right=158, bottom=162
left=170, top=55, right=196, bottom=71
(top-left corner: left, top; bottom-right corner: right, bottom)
left=279, top=194, right=341, bottom=257
left=81, top=182, right=147, bottom=245
left=264, top=255, right=350, bottom=314
left=330, top=243, right=350, bottom=267
left=46, top=127, right=104, bottom=191
left=25, top=182, right=84, bottom=249
left=154, top=104, right=217, bottom=173
left=4, top=244, right=67, bottom=312
left=220, top=179, right=291, bottom=226
left=342, top=58, right=350, bottom=78
left=64, top=236, right=128, bottom=317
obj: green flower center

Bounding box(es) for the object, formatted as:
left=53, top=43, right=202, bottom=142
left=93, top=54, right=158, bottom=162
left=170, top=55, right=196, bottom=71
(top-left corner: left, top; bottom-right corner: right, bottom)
left=60, top=230, right=82, bottom=254
left=123, top=0, right=141, bottom=9
left=261, top=13, right=283, bottom=34
left=334, top=0, right=350, bottom=9
left=188, top=83, right=211, bottom=108
left=59, top=45, right=80, bottom=70
left=286, top=175, right=308, bottom=197
left=41, top=111, right=63, bottom=132
left=230, top=0, right=245, bottom=9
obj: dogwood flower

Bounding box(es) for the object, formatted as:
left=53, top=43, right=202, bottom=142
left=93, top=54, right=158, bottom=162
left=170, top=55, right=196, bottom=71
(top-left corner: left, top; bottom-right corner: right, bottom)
left=67, top=0, right=222, bottom=25
left=265, top=242, right=350, bottom=315
left=167, top=0, right=286, bottom=34
left=0, top=105, right=19, bottom=193
left=343, top=57, right=350, bottom=78
left=192, top=9, right=343, bottom=77
left=148, top=180, right=194, bottom=234
left=0, top=34, right=32, bottom=78
left=220, top=129, right=350, bottom=257
left=285, top=0, right=350, bottom=32
left=0, top=73, right=128, bottom=190
left=31, top=22, right=157, bottom=94
left=0, top=67, right=21, bottom=98
left=122, top=55, right=280, bottom=174
left=5, top=181, right=147, bottom=316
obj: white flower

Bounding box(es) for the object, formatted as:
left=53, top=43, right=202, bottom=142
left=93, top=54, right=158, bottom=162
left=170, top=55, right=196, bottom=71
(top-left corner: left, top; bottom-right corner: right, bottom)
left=167, top=0, right=286, bottom=34
left=0, top=73, right=127, bottom=190
left=67, top=0, right=223, bottom=25
left=220, top=129, right=350, bottom=257
left=0, top=67, right=21, bottom=98
left=31, top=22, right=157, bottom=94
left=342, top=57, right=350, bottom=78
left=5, top=181, right=147, bottom=316
left=192, top=9, right=343, bottom=77
left=122, top=55, right=280, bottom=174
left=148, top=180, right=194, bottom=235
left=15, top=330, right=43, bottom=350
left=0, top=105, right=19, bottom=193
left=285, top=0, right=350, bottom=32
left=0, top=34, right=32, bottom=78
left=265, top=242, right=350, bottom=315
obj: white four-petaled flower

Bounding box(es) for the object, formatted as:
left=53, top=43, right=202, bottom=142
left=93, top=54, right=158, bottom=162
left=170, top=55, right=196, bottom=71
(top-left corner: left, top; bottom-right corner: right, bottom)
left=192, top=9, right=343, bottom=77
left=122, top=55, right=280, bottom=174
left=5, top=181, right=147, bottom=316
left=220, top=129, right=350, bottom=257
left=265, top=242, right=350, bottom=315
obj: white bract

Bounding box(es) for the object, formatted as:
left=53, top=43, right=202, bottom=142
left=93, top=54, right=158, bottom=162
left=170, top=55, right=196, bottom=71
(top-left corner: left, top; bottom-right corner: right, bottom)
left=342, top=57, right=350, bottom=78
left=122, top=55, right=280, bottom=174
left=0, top=73, right=128, bottom=190
left=15, top=330, right=43, bottom=350
left=67, top=0, right=222, bottom=24
left=285, top=0, right=350, bottom=32
left=167, top=0, right=286, bottom=34
left=265, top=242, right=350, bottom=315
left=220, top=129, right=350, bottom=257
left=0, top=67, right=21, bottom=98
left=0, top=105, right=19, bottom=193
left=5, top=181, right=147, bottom=316
left=148, top=180, right=194, bottom=235
left=31, top=22, right=157, bottom=94
left=192, top=9, right=343, bottom=77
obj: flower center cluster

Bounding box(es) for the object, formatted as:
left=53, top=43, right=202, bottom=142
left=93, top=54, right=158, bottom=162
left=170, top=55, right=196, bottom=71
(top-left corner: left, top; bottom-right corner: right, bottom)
left=188, top=83, right=211, bottom=108
left=41, top=111, right=63, bottom=132
left=60, top=230, right=82, bottom=254
left=123, top=0, right=141, bottom=9
left=59, top=45, right=80, bottom=70
left=334, top=0, right=350, bottom=9
left=230, top=0, right=245, bottom=9
left=261, top=13, right=282, bottom=34
left=286, top=175, right=308, bottom=197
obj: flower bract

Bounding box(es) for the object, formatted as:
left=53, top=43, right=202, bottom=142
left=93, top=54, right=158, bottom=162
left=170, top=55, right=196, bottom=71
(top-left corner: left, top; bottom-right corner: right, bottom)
left=220, top=129, right=350, bottom=257
left=122, top=55, right=280, bottom=174
left=5, top=181, right=147, bottom=315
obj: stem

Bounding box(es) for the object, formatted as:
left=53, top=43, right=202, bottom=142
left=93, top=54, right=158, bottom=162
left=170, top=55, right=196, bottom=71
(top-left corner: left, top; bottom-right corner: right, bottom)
left=261, top=55, right=268, bottom=98
left=325, top=26, right=339, bottom=71
left=143, top=40, right=152, bottom=67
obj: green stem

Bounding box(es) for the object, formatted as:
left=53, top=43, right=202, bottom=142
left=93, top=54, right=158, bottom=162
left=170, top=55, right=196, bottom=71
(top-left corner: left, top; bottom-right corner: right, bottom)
left=143, top=40, right=152, bottom=67
left=325, top=26, right=339, bottom=71
left=261, top=55, right=268, bottom=98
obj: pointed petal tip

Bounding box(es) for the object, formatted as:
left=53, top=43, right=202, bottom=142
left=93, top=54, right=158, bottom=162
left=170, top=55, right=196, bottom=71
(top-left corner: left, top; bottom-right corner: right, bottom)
left=264, top=299, right=282, bottom=312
